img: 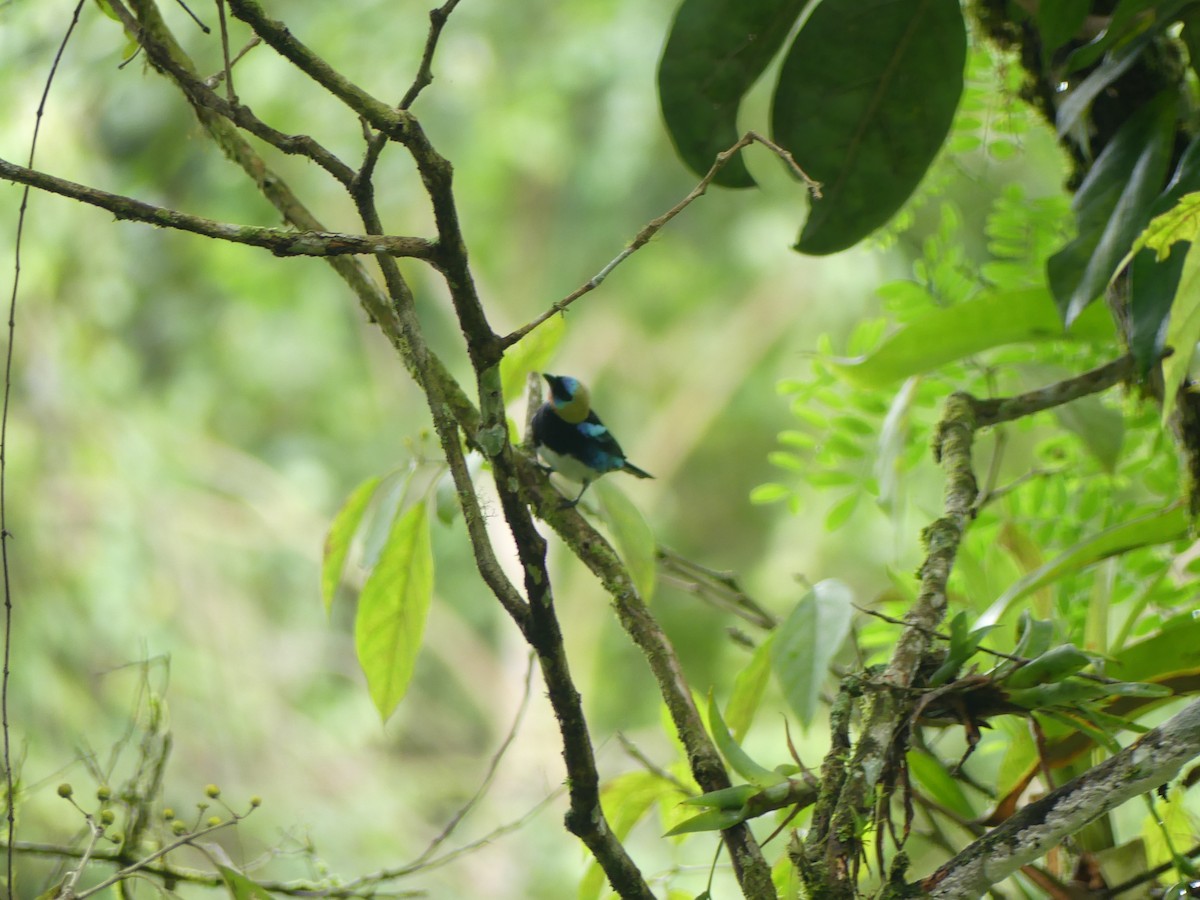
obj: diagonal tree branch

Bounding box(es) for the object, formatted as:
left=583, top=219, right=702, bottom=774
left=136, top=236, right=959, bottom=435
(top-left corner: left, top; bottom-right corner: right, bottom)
left=923, top=697, right=1200, bottom=898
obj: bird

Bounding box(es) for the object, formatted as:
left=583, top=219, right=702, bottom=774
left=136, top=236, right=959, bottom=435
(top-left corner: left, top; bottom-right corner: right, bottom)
left=531, top=373, right=653, bottom=506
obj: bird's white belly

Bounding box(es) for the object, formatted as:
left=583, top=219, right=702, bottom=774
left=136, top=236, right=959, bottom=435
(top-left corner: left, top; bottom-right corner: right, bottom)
left=537, top=446, right=597, bottom=484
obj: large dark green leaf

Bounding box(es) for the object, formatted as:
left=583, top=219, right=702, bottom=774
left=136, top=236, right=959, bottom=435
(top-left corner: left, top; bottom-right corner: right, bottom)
left=1129, top=134, right=1200, bottom=373
left=1047, top=92, right=1177, bottom=324
left=658, top=0, right=808, bottom=187
left=772, top=0, right=966, bottom=255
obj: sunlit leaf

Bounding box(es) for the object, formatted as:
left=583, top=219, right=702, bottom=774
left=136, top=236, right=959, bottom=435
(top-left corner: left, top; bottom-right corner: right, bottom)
left=218, top=867, right=274, bottom=900
left=658, top=0, right=807, bottom=186
left=320, top=476, right=382, bottom=614
left=771, top=580, right=854, bottom=727
left=355, top=502, right=434, bottom=721
left=1109, top=616, right=1200, bottom=684
left=725, top=633, right=775, bottom=741
left=977, top=504, right=1190, bottom=627
left=773, top=0, right=967, bottom=254
left=830, top=289, right=1116, bottom=389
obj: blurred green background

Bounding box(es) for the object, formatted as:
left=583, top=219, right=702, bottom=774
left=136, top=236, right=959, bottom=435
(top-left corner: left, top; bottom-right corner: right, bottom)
left=0, top=1, right=1074, bottom=897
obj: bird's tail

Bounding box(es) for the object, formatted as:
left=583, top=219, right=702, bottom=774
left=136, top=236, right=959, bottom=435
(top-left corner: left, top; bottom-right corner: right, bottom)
left=623, top=461, right=654, bottom=479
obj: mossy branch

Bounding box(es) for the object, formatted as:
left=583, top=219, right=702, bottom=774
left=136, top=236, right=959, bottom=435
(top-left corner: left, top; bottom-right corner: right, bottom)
left=807, top=356, right=1138, bottom=895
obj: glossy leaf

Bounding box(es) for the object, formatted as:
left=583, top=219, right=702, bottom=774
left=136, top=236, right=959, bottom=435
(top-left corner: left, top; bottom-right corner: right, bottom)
left=355, top=502, right=434, bottom=721
left=1055, top=33, right=1150, bottom=140
left=664, top=806, right=749, bottom=836
left=977, top=504, right=1190, bottom=627
left=596, top=480, right=657, bottom=602
left=725, top=633, right=776, bottom=741
left=773, top=0, right=967, bottom=254
left=1128, top=137, right=1200, bottom=372
left=1048, top=93, right=1177, bottom=323
left=320, top=476, right=382, bottom=614
left=771, top=579, right=854, bottom=727
left=1062, top=0, right=1161, bottom=72
left=707, top=692, right=778, bottom=786
left=682, top=783, right=759, bottom=810
left=830, top=288, right=1116, bottom=389
left=907, top=749, right=975, bottom=820
left=658, top=0, right=807, bottom=187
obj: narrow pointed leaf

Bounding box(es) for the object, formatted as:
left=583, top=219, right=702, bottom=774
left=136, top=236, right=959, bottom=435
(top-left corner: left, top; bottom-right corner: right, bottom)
left=770, top=579, right=853, bottom=726
left=321, top=476, right=382, bottom=614
left=725, top=633, right=776, bottom=741
left=1048, top=93, right=1177, bottom=323
left=907, top=750, right=975, bottom=820
left=830, top=289, right=1115, bottom=389
left=977, top=503, right=1190, bottom=627
left=665, top=807, right=749, bottom=836
left=659, top=0, right=808, bottom=186
left=707, top=692, right=778, bottom=786
left=773, top=0, right=967, bottom=254
left=356, top=502, right=434, bottom=721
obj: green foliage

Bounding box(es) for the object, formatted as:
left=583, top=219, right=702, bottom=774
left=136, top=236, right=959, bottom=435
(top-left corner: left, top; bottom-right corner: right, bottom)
left=773, top=0, right=966, bottom=254
left=354, top=501, right=435, bottom=721
left=321, top=476, right=383, bottom=613
left=659, top=0, right=967, bottom=254
left=1048, top=93, right=1178, bottom=323
left=769, top=580, right=853, bottom=728
left=657, top=0, right=807, bottom=187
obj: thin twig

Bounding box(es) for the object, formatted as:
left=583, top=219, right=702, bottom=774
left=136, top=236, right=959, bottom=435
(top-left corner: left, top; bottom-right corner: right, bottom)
left=5, top=5, right=88, bottom=895
left=500, top=131, right=821, bottom=348
left=59, top=817, right=104, bottom=900
left=204, top=36, right=261, bottom=89
left=617, top=733, right=693, bottom=795
left=657, top=546, right=777, bottom=629
left=73, top=819, right=238, bottom=900
left=214, top=0, right=237, bottom=103
left=409, top=654, right=536, bottom=866
left=400, top=0, right=462, bottom=109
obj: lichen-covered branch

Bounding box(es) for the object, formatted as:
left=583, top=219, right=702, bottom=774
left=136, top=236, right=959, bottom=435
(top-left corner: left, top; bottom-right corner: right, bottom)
left=924, top=698, right=1200, bottom=898
left=809, top=358, right=1136, bottom=896
left=520, top=466, right=777, bottom=899
left=0, top=156, right=434, bottom=259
